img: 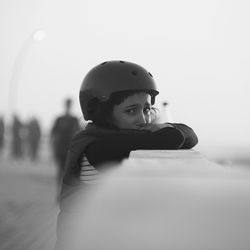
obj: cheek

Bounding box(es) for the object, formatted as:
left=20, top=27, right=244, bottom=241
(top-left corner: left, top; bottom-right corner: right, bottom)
left=112, top=112, right=128, bottom=128
left=114, top=114, right=137, bottom=129
left=119, top=114, right=135, bottom=126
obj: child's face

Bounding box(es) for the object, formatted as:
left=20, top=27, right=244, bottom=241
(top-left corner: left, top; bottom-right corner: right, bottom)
left=111, top=92, right=152, bottom=129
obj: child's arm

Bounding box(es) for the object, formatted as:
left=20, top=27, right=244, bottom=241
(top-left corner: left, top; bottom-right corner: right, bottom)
left=170, top=123, right=198, bottom=149
left=85, top=127, right=186, bottom=168
left=137, top=123, right=198, bottom=149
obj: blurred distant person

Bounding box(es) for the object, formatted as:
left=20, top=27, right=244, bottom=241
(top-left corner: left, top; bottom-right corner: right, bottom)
left=26, top=117, right=41, bottom=161
left=51, top=98, right=80, bottom=186
left=161, top=101, right=174, bottom=123
left=0, top=116, right=4, bottom=155
left=11, top=114, right=23, bottom=158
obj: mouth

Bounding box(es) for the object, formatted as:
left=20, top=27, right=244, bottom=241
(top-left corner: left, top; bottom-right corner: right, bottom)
left=135, top=124, right=147, bottom=130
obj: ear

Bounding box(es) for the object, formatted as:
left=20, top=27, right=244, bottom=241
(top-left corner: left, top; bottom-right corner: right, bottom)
left=150, top=107, right=160, bottom=123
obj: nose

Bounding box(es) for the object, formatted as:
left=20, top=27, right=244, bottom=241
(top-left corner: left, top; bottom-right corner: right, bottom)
left=136, top=111, right=147, bottom=125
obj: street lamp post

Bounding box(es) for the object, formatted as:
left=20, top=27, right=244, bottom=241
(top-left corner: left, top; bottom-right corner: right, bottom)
left=8, top=29, right=46, bottom=122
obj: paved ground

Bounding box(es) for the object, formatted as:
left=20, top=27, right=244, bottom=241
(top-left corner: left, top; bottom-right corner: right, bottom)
left=0, top=155, right=59, bottom=250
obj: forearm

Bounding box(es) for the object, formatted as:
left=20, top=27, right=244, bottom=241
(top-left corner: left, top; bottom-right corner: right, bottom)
left=85, top=127, right=185, bottom=169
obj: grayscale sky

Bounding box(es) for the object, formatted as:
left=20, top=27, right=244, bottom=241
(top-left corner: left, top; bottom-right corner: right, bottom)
left=0, top=0, right=249, bottom=150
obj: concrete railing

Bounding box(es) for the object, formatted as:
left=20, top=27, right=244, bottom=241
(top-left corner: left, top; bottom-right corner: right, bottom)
left=62, top=150, right=250, bottom=250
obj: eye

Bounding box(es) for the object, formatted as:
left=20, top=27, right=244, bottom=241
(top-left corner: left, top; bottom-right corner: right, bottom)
left=143, top=107, right=151, bottom=115
left=125, top=108, right=136, bottom=115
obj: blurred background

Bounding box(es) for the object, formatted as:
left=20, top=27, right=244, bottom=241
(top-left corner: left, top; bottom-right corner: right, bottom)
left=0, top=0, right=249, bottom=249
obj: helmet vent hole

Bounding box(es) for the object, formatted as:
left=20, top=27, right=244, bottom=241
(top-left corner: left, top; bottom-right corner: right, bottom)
left=101, top=61, right=108, bottom=65
left=131, top=70, right=137, bottom=76
left=148, top=72, right=153, bottom=77
left=119, top=61, right=125, bottom=63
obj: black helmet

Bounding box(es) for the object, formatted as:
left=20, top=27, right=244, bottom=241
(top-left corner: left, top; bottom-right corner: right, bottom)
left=79, top=60, right=159, bottom=120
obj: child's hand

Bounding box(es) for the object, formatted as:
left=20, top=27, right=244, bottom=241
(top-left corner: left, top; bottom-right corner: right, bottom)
left=138, top=123, right=174, bottom=132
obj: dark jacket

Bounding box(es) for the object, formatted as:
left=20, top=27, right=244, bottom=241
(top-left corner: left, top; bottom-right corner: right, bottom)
left=60, top=122, right=198, bottom=206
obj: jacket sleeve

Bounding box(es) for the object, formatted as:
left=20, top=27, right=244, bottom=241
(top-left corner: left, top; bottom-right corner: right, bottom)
left=85, top=127, right=185, bottom=169
left=170, top=123, right=198, bottom=149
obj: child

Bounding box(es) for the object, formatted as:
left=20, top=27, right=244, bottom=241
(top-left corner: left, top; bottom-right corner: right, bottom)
left=55, top=60, right=198, bottom=249
left=63, top=60, right=197, bottom=184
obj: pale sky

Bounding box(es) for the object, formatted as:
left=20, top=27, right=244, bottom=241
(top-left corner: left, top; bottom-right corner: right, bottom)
left=0, top=0, right=250, bottom=150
